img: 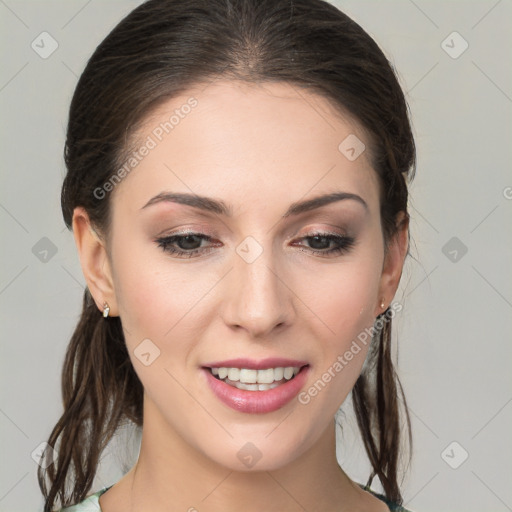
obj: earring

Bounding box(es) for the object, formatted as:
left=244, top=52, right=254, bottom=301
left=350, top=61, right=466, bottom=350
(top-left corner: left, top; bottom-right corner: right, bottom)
left=380, top=300, right=385, bottom=309
left=102, top=302, right=110, bottom=318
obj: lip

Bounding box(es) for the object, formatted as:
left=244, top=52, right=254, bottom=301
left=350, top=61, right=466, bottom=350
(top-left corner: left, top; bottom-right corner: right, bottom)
left=202, top=358, right=309, bottom=370
left=202, top=364, right=310, bottom=414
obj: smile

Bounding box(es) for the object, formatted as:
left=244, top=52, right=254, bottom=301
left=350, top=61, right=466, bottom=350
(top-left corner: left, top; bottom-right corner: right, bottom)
left=209, top=366, right=301, bottom=391
left=202, top=360, right=310, bottom=414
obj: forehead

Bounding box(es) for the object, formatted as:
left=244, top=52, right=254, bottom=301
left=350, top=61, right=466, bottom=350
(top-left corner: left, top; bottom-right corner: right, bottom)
left=111, top=80, right=379, bottom=216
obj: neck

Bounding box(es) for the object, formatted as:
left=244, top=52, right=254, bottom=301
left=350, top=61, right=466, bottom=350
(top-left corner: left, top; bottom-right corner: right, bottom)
left=115, top=396, right=365, bottom=512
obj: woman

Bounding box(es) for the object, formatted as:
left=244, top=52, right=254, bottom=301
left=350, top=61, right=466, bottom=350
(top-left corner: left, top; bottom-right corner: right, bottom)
left=38, top=0, right=416, bottom=510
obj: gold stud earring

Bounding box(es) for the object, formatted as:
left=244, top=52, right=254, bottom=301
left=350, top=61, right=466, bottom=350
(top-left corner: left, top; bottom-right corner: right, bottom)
left=102, top=302, right=110, bottom=318
left=380, top=300, right=385, bottom=310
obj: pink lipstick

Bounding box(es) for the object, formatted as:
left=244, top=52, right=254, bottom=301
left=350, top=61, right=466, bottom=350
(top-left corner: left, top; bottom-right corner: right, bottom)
left=201, top=358, right=310, bottom=414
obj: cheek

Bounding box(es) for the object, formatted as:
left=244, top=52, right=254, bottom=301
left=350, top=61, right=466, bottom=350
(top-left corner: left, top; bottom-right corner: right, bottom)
left=110, top=234, right=223, bottom=381
left=313, top=279, right=377, bottom=382
left=115, top=269, right=203, bottom=368
left=111, top=253, right=199, bottom=407
left=295, top=252, right=383, bottom=410
left=110, top=230, right=182, bottom=347
left=298, top=257, right=382, bottom=342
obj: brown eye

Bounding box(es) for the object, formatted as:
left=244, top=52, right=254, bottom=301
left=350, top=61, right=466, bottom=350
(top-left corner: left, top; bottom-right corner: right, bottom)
left=292, top=232, right=355, bottom=256
left=155, top=233, right=217, bottom=258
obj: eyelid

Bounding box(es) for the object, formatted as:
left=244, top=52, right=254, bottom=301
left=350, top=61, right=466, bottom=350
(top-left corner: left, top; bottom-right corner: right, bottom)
left=157, top=221, right=351, bottom=240
left=299, top=227, right=347, bottom=237
left=159, top=227, right=348, bottom=243
left=289, top=224, right=350, bottom=242
left=155, top=225, right=215, bottom=238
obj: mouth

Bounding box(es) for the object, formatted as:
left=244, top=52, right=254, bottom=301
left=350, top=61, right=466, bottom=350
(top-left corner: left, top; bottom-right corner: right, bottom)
left=201, top=359, right=310, bottom=414
left=207, top=365, right=305, bottom=391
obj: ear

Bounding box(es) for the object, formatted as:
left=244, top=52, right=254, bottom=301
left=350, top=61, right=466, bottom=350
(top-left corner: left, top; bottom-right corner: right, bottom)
left=72, top=206, right=118, bottom=316
left=374, top=211, right=409, bottom=317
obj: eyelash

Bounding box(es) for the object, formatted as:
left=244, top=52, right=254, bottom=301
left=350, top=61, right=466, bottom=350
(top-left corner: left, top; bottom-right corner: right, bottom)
left=155, top=231, right=355, bottom=259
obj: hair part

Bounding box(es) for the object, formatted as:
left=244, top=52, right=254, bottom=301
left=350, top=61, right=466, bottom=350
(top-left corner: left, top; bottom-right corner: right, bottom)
left=40, top=0, right=415, bottom=509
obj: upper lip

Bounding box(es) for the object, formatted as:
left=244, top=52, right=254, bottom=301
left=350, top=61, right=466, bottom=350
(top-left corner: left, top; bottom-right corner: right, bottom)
left=202, top=358, right=309, bottom=370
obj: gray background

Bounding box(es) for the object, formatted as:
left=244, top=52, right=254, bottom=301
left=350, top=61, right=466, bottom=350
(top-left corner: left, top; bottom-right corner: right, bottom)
left=1, top=1, right=511, bottom=511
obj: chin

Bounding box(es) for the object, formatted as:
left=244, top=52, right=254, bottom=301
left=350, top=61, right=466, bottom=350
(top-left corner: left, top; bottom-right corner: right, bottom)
left=198, top=428, right=313, bottom=473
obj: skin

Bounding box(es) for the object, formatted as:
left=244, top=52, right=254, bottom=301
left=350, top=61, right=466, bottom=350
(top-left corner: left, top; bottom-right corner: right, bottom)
left=72, top=80, right=408, bottom=512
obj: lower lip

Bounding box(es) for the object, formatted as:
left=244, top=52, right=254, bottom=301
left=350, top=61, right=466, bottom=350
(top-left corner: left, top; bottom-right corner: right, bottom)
left=203, top=366, right=310, bottom=414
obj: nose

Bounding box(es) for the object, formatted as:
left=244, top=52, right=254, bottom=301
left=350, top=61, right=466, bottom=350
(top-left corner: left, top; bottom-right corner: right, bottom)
left=221, top=240, right=294, bottom=338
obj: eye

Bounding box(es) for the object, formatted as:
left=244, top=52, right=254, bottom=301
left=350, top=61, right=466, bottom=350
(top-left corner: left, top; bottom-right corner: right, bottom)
left=155, top=231, right=355, bottom=259
left=292, top=232, right=355, bottom=257
left=155, top=232, right=218, bottom=258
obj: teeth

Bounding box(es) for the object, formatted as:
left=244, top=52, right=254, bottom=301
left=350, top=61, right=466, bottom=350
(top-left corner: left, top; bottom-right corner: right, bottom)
left=256, top=368, right=274, bottom=384
left=227, top=368, right=240, bottom=381
left=283, top=367, right=294, bottom=380
left=234, top=381, right=281, bottom=391
left=210, top=366, right=301, bottom=384
left=239, top=369, right=258, bottom=383
left=273, top=367, right=284, bottom=381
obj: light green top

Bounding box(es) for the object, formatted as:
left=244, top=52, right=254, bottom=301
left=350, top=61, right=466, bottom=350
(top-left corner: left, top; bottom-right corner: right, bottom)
left=60, top=483, right=413, bottom=511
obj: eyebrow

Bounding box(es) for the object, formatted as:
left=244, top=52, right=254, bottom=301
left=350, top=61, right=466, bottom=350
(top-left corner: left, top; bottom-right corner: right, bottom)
left=141, top=191, right=368, bottom=217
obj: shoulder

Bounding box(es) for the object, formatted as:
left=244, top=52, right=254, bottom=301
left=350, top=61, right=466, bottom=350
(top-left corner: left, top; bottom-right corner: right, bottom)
left=58, top=485, right=112, bottom=512
left=359, top=483, right=415, bottom=512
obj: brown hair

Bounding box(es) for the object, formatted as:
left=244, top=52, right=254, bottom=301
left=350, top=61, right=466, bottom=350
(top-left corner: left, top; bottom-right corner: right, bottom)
left=39, top=0, right=415, bottom=509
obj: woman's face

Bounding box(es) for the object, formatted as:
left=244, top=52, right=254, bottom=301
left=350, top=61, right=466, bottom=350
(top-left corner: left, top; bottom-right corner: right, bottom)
left=77, top=80, right=405, bottom=471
